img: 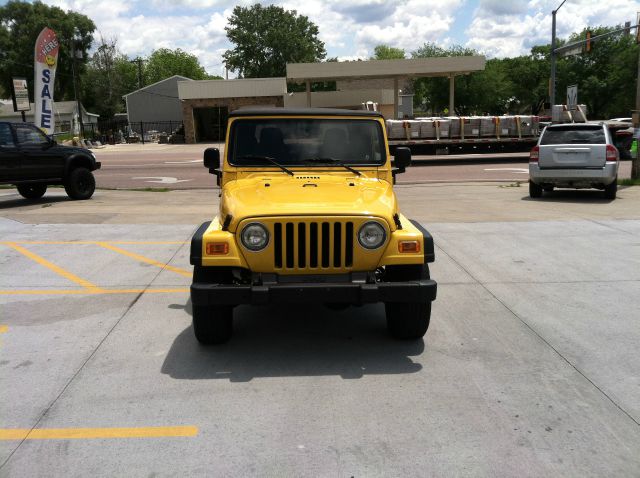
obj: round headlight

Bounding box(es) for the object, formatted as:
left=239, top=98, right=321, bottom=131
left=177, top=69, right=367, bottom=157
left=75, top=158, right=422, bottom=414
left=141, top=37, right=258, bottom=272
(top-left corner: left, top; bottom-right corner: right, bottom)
left=358, top=221, right=386, bottom=249
left=241, top=223, right=269, bottom=251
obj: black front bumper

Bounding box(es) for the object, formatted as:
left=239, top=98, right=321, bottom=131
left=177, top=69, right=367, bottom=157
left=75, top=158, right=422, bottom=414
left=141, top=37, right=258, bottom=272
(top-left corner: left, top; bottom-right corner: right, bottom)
left=191, top=279, right=437, bottom=306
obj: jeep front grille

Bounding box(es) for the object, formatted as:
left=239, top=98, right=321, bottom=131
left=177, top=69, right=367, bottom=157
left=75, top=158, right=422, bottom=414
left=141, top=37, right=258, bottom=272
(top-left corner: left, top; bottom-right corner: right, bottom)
left=273, top=221, right=354, bottom=270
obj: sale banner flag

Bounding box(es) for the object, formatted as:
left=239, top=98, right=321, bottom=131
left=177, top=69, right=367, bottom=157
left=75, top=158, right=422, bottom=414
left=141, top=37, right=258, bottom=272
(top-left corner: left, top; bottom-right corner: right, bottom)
left=34, top=27, right=59, bottom=135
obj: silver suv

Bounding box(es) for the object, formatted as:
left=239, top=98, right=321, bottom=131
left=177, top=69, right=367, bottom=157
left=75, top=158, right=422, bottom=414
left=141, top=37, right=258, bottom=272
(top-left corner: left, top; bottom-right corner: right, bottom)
left=529, top=123, right=619, bottom=199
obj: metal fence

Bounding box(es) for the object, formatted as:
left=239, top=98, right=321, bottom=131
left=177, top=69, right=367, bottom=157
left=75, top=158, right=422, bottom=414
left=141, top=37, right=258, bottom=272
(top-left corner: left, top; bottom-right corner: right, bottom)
left=81, top=120, right=185, bottom=144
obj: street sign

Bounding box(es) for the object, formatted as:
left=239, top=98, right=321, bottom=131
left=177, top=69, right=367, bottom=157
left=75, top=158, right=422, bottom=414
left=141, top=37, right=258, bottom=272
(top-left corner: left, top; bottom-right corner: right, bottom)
left=558, top=46, right=582, bottom=57
left=11, top=77, right=30, bottom=112
left=567, top=85, right=578, bottom=110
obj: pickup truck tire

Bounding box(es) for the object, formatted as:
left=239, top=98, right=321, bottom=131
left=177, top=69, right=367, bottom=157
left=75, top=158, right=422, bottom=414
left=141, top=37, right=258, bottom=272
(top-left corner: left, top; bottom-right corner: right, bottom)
left=193, top=305, right=233, bottom=345
left=64, top=167, right=96, bottom=200
left=384, top=264, right=431, bottom=340
left=529, top=180, right=543, bottom=198
left=604, top=178, right=617, bottom=200
left=17, top=184, right=47, bottom=199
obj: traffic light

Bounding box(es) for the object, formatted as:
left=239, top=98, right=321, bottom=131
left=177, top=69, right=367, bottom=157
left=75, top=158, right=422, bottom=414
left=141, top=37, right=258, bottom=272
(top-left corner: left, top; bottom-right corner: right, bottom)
left=586, top=31, right=591, bottom=52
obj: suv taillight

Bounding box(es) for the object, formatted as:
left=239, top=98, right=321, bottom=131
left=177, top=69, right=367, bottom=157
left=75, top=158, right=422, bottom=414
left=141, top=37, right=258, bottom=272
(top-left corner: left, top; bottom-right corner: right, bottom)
left=606, top=145, right=618, bottom=162
left=530, top=146, right=539, bottom=162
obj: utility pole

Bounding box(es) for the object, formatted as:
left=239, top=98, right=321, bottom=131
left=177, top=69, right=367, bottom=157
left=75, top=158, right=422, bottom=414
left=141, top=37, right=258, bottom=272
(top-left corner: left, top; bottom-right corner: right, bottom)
left=70, top=36, right=84, bottom=139
left=135, top=58, right=143, bottom=89
left=550, top=0, right=567, bottom=105
left=130, top=58, right=144, bottom=89
left=632, top=30, right=640, bottom=179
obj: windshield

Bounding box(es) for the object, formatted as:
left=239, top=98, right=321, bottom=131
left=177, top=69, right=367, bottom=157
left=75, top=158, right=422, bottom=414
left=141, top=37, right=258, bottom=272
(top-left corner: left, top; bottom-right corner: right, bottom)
left=228, top=118, right=386, bottom=167
left=541, top=126, right=606, bottom=145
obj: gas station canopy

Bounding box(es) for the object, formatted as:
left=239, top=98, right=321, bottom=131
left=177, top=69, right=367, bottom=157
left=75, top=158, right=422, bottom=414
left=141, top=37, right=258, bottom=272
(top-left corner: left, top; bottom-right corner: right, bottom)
left=287, top=56, right=486, bottom=81
left=287, top=56, right=486, bottom=117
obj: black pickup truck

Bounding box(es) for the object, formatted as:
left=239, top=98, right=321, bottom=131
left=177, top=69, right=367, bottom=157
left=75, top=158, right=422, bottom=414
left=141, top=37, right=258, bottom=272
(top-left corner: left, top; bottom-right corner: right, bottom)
left=0, top=121, right=101, bottom=200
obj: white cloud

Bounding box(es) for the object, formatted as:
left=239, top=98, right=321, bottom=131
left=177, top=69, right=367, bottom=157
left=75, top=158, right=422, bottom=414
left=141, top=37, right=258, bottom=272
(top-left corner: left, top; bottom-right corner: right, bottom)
left=41, top=0, right=640, bottom=75
left=466, top=0, right=640, bottom=58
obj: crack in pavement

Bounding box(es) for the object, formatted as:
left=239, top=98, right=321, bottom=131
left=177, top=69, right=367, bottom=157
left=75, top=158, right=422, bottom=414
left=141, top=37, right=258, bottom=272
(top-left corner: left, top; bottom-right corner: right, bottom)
left=434, top=240, right=640, bottom=428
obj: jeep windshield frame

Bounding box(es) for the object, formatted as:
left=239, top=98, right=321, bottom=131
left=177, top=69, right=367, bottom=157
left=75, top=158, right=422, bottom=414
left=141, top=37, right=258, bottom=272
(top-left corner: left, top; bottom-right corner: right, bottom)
left=227, top=118, right=387, bottom=168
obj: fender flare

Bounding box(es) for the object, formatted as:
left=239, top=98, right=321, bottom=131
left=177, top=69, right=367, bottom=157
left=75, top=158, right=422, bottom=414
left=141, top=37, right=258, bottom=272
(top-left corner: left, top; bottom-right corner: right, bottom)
left=64, top=153, right=96, bottom=178
left=409, top=219, right=435, bottom=263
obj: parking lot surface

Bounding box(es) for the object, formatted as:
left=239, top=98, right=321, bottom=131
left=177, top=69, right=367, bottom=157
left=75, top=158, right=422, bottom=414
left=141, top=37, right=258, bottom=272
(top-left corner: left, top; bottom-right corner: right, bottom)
left=1, top=184, right=640, bottom=476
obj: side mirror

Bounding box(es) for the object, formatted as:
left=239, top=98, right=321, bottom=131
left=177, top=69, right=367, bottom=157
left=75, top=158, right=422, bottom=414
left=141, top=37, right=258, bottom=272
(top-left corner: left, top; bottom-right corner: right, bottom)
left=203, top=148, right=220, bottom=170
left=203, top=147, right=222, bottom=185
left=393, top=147, right=411, bottom=173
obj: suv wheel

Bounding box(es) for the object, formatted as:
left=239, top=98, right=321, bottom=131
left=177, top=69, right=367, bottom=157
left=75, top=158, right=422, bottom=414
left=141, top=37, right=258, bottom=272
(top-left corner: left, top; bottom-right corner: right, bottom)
left=193, top=305, right=233, bottom=345
left=604, top=178, right=617, bottom=200
left=386, top=302, right=431, bottom=340
left=17, top=184, right=47, bottom=199
left=529, top=180, right=543, bottom=198
left=64, top=167, right=96, bottom=200
left=384, top=264, right=431, bottom=340
left=192, top=266, right=234, bottom=344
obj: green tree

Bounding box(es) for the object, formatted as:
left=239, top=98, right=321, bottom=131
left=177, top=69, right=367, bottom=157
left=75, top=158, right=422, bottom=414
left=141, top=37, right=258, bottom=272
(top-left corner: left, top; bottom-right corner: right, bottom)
left=0, top=0, right=95, bottom=102
left=223, top=4, right=326, bottom=78
left=81, top=37, right=138, bottom=119
left=144, top=48, right=210, bottom=85
left=412, top=43, right=483, bottom=114
left=500, top=53, right=550, bottom=114
left=557, top=26, right=638, bottom=118
left=372, top=45, right=405, bottom=60
left=413, top=43, right=477, bottom=58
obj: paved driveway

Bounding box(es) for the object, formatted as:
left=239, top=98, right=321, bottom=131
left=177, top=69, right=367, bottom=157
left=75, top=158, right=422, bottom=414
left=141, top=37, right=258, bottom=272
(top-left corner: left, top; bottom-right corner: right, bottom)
left=1, top=206, right=639, bottom=475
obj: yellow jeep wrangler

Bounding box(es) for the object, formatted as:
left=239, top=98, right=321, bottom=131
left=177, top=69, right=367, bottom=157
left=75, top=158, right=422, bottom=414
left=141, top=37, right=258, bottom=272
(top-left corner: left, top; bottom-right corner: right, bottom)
left=190, top=108, right=437, bottom=344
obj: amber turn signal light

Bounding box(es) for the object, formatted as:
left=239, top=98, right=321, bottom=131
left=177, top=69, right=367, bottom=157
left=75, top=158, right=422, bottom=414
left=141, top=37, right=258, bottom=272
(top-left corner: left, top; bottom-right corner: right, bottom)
left=206, top=242, right=229, bottom=255
left=398, top=241, right=420, bottom=253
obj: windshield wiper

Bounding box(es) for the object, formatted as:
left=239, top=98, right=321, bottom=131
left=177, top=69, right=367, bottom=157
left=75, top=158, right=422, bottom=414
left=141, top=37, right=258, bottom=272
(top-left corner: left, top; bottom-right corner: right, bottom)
left=236, top=155, right=294, bottom=176
left=302, top=157, right=362, bottom=176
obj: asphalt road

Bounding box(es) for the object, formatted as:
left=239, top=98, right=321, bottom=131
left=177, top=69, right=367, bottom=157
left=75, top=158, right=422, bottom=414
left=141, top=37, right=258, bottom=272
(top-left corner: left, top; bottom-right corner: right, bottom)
left=1, top=185, right=640, bottom=476
left=93, top=144, right=632, bottom=189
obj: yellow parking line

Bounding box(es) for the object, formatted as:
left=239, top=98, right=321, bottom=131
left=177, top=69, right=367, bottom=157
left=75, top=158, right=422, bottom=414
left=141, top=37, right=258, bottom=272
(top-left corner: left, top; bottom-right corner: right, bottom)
left=98, top=288, right=190, bottom=294
left=0, top=288, right=189, bottom=296
left=0, top=241, right=185, bottom=245
left=0, top=325, right=7, bottom=334
left=0, top=426, right=198, bottom=440
left=5, top=243, right=103, bottom=292
left=97, top=242, right=192, bottom=277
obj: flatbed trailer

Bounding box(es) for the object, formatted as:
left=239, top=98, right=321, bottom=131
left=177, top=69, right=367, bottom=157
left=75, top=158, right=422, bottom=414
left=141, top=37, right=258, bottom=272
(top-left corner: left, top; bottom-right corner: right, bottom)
left=388, top=136, right=538, bottom=155
left=386, top=116, right=540, bottom=154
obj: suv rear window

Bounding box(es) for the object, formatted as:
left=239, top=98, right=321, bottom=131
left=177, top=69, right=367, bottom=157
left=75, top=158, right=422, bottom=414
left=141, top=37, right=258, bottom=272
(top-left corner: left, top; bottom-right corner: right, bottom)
left=541, top=126, right=606, bottom=145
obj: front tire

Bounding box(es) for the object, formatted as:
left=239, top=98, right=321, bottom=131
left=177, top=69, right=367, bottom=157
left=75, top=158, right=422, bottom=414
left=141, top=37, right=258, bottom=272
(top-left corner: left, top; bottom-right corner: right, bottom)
left=192, top=305, right=233, bottom=345
left=604, top=178, right=617, bottom=200
left=384, top=264, right=431, bottom=340
left=386, top=302, right=431, bottom=340
left=17, top=184, right=47, bottom=199
left=529, top=180, right=543, bottom=198
left=192, top=266, right=234, bottom=344
left=64, top=167, right=96, bottom=200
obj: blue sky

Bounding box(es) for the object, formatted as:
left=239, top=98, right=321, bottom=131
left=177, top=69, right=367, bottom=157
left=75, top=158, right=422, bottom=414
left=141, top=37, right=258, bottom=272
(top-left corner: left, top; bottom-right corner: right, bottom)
left=5, top=0, right=639, bottom=76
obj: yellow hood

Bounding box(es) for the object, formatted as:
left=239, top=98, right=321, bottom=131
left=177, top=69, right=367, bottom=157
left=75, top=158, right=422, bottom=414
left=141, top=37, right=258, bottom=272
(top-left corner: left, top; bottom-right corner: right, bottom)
left=220, top=174, right=397, bottom=231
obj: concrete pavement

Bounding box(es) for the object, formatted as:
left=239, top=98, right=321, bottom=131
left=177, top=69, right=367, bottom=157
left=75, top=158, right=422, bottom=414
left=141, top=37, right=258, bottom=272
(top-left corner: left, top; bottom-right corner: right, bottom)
left=1, top=185, right=639, bottom=476
left=1, top=181, right=639, bottom=224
